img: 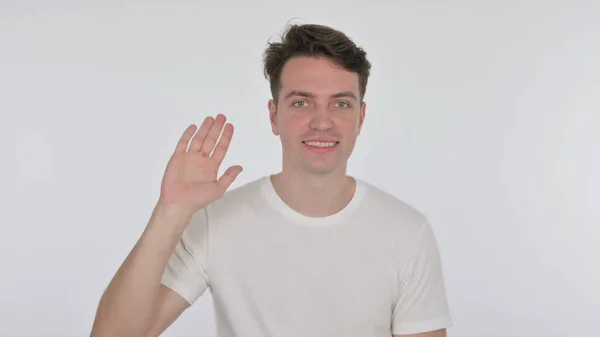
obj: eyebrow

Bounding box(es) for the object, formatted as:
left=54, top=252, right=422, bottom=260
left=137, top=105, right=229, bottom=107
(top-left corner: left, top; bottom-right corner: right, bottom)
left=284, top=90, right=358, bottom=101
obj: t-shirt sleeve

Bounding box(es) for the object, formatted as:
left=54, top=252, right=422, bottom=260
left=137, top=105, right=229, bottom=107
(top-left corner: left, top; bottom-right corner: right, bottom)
left=160, top=208, right=210, bottom=305
left=391, top=220, right=453, bottom=335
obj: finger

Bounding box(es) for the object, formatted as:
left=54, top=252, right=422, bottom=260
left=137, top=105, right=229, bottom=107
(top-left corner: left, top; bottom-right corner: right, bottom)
left=174, top=124, right=197, bottom=154
left=200, top=114, right=226, bottom=155
left=188, top=116, right=214, bottom=152
left=211, top=123, right=234, bottom=163
left=217, top=165, right=243, bottom=190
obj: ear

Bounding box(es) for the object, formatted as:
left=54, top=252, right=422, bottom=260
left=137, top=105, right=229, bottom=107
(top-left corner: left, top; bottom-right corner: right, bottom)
left=268, top=99, right=279, bottom=135
left=357, top=101, right=366, bottom=135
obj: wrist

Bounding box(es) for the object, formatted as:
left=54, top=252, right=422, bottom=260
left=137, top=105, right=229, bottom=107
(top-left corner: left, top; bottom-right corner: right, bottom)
left=155, top=200, right=196, bottom=217
left=149, top=201, right=196, bottom=233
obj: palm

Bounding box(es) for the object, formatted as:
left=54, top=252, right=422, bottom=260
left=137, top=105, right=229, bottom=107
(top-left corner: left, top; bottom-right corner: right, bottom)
left=159, top=114, right=242, bottom=210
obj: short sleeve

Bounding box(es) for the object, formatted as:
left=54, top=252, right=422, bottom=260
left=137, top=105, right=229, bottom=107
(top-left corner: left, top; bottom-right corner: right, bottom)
left=392, top=220, right=452, bottom=335
left=160, top=208, right=210, bottom=305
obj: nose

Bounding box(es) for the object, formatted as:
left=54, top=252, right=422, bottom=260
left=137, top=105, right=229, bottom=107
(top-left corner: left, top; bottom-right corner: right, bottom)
left=308, top=106, right=334, bottom=131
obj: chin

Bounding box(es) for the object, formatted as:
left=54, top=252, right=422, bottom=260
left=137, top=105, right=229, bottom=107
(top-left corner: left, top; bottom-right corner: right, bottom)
left=303, top=162, right=344, bottom=175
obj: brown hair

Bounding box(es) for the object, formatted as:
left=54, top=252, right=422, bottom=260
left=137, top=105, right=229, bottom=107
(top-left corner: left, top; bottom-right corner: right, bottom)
left=263, top=23, right=371, bottom=105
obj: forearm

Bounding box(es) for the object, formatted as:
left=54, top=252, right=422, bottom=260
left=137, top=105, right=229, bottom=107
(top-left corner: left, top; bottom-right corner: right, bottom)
left=90, top=203, right=194, bottom=337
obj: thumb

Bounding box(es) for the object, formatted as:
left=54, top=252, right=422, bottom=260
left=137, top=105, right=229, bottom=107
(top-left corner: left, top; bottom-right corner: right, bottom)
left=217, top=165, right=243, bottom=191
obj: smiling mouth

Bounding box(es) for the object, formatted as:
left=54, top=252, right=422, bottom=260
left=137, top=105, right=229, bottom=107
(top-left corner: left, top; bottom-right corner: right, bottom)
left=302, top=141, right=339, bottom=148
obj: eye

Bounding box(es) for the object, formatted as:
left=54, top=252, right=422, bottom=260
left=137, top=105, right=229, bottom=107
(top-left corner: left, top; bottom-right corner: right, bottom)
left=336, top=101, right=350, bottom=108
left=293, top=100, right=308, bottom=107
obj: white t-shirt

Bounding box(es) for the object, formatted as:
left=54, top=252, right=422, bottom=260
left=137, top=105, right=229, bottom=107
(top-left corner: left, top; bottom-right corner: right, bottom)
left=161, top=176, right=452, bottom=336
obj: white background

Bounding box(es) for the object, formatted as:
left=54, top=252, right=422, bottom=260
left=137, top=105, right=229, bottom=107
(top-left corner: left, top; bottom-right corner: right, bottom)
left=1, top=1, right=599, bottom=336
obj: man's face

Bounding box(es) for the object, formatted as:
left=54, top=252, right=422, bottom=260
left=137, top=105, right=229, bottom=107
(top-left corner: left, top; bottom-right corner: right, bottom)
left=268, top=56, right=366, bottom=175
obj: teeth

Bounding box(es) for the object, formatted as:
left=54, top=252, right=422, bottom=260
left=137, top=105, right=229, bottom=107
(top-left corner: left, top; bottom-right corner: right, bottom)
left=304, top=141, right=337, bottom=148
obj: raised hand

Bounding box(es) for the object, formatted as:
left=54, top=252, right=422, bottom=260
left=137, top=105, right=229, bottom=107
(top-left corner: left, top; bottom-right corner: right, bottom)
left=158, top=114, right=243, bottom=212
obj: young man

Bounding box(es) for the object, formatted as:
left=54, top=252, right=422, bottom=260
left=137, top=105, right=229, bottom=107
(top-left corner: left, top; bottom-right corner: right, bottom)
left=90, top=24, right=452, bottom=337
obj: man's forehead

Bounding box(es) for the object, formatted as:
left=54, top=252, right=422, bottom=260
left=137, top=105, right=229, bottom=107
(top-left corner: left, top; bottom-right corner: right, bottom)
left=280, top=57, right=359, bottom=81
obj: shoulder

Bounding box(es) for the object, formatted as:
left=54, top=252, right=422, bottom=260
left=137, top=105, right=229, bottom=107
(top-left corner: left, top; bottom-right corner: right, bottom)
left=217, top=177, right=263, bottom=204
left=358, top=179, right=443, bottom=269
left=203, top=176, right=265, bottom=220
left=357, top=179, right=430, bottom=238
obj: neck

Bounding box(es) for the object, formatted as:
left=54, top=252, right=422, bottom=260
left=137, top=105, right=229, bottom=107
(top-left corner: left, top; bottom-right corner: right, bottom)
left=270, top=168, right=356, bottom=218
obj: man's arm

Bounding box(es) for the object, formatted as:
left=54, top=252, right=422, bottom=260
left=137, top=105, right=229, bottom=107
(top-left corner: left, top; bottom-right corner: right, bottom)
left=89, top=203, right=195, bottom=337
left=391, top=220, right=452, bottom=335
left=90, top=117, right=242, bottom=337
left=143, top=285, right=191, bottom=337
left=394, top=328, right=446, bottom=337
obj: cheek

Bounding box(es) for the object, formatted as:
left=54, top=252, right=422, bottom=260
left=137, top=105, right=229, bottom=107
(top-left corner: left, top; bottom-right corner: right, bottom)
left=277, top=123, right=301, bottom=147
left=340, top=118, right=361, bottom=135
left=280, top=117, right=307, bottom=136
